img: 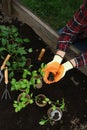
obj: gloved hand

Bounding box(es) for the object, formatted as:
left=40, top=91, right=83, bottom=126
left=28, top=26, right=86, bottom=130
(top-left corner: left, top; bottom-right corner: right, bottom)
left=43, top=60, right=74, bottom=84
left=42, top=54, right=63, bottom=84
left=60, top=61, right=74, bottom=79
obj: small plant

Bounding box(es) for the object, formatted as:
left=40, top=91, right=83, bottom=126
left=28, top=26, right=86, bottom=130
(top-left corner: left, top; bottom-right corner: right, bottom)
left=39, top=116, right=51, bottom=125
left=38, top=63, right=46, bottom=77
left=39, top=98, right=66, bottom=126
left=51, top=98, right=65, bottom=111
left=35, top=94, right=51, bottom=107
left=11, top=64, right=44, bottom=92
left=59, top=98, right=66, bottom=112
left=13, top=92, right=34, bottom=112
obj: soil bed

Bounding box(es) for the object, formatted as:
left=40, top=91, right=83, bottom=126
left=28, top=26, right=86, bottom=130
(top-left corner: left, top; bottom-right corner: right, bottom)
left=0, top=11, right=87, bottom=130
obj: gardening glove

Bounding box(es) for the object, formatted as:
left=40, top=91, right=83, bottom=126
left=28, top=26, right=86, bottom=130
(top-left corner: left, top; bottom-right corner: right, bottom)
left=42, top=54, right=63, bottom=84
left=43, top=60, right=74, bottom=84
left=52, top=61, right=74, bottom=83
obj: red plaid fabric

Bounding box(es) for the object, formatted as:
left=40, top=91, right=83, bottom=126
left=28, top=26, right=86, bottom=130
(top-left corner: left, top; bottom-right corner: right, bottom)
left=74, top=52, right=87, bottom=67
left=57, top=0, right=87, bottom=68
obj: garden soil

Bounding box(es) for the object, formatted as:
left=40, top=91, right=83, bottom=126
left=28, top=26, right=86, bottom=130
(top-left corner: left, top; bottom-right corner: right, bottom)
left=0, top=10, right=87, bottom=130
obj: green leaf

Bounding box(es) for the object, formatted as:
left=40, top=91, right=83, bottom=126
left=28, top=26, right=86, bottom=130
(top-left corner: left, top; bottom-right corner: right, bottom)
left=0, top=47, right=6, bottom=52
left=45, top=98, right=50, bottom=102
left=17, top=47, right=27, bottom=55
left=23, top=38, right=30, bottom=43
left=30, top=78, right=35, bottom=85
left=36, top=78, right=41, bottom=84
left=11, top=78, right=16, bottom=84
left=1, top=38, right=7, bottom=45
left=32, top=70, right=37, bottom=77
left=15, top=37, right=23, bottom=43
left=11, top=26, right=18, bottom=33
left=39, top=119, right=48, bottom=125
left=28, top=48, right=33, bottom=53
left=14, top=100, right=18, bottom=104
left=52, top=105, right=56, bottom=110
left=9, top=71, right=14, bottom=79
left=29, top=99, right=33, bottom=104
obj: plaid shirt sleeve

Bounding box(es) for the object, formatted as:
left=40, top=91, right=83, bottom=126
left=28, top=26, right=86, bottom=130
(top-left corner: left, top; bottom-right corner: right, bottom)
left=57, top=0, right=87, bottom=67
left=57, top=0, right=87, bottom=52
left=74, top=52, right=87, bottom=68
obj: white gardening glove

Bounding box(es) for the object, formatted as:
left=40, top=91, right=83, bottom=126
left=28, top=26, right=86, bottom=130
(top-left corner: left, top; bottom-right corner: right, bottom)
left=52, top=54, right=63, bottom=64
left=61, top=61, right=74, bottom=78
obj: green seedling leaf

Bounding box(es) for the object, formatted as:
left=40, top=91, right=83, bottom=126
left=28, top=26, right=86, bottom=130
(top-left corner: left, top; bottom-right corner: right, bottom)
left=29, top=99, right=34, bottom=104
left=28, top=48, right=33, bottom=53
left=23, top=38, right=30, bottom=43
left=36, top=78, right=41, bottom=84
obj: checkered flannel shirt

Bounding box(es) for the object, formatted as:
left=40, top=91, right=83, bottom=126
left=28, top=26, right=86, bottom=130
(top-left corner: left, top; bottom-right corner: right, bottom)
left=57, top=0, right=87, bottom=68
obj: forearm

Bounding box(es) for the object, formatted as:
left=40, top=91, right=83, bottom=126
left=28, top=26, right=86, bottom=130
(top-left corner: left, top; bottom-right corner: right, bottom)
left=57, top=2, right=87, bottom=52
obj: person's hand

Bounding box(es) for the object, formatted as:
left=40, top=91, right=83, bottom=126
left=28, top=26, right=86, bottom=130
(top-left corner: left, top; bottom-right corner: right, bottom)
left=43, top=60, right=74, bottom=84
left=60, top=61, right=74, bottom=79
left=50, top=61, right=74, bottom=83
left=42, top=54, right=63, bottom=84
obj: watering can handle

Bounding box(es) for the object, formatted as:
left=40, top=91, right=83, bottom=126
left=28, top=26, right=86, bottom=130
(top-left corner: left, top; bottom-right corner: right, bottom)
left=1, top=54, right=11, bottom=70
left=4, top=66, right=8, bottom=84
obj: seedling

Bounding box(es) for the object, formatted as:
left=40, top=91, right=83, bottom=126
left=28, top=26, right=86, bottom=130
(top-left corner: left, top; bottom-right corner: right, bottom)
left=38, top=63, right=46, bottom=77
left=39, top=98, right=66, bottom=126
left=39, top=116, right=51, bottom=125
left=35, top=94, right=52, bottom=107
left=13, top=92, right=34, bottom=112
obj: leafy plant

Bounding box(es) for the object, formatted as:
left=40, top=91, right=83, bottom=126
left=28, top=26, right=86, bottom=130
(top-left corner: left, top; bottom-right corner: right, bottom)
left=0, top=25, right=32, bottom=78
left=11, top=67, right=39, bottom=92
left=35, top=94, right=50, bottom=107
left=11, top=78, right=31, bottom=93
left=13, top=92, right=34, bottom=112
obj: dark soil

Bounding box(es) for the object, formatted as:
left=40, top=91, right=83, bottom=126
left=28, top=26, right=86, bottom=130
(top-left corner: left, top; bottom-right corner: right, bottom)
left=0, top=10, right=87, bottom=130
